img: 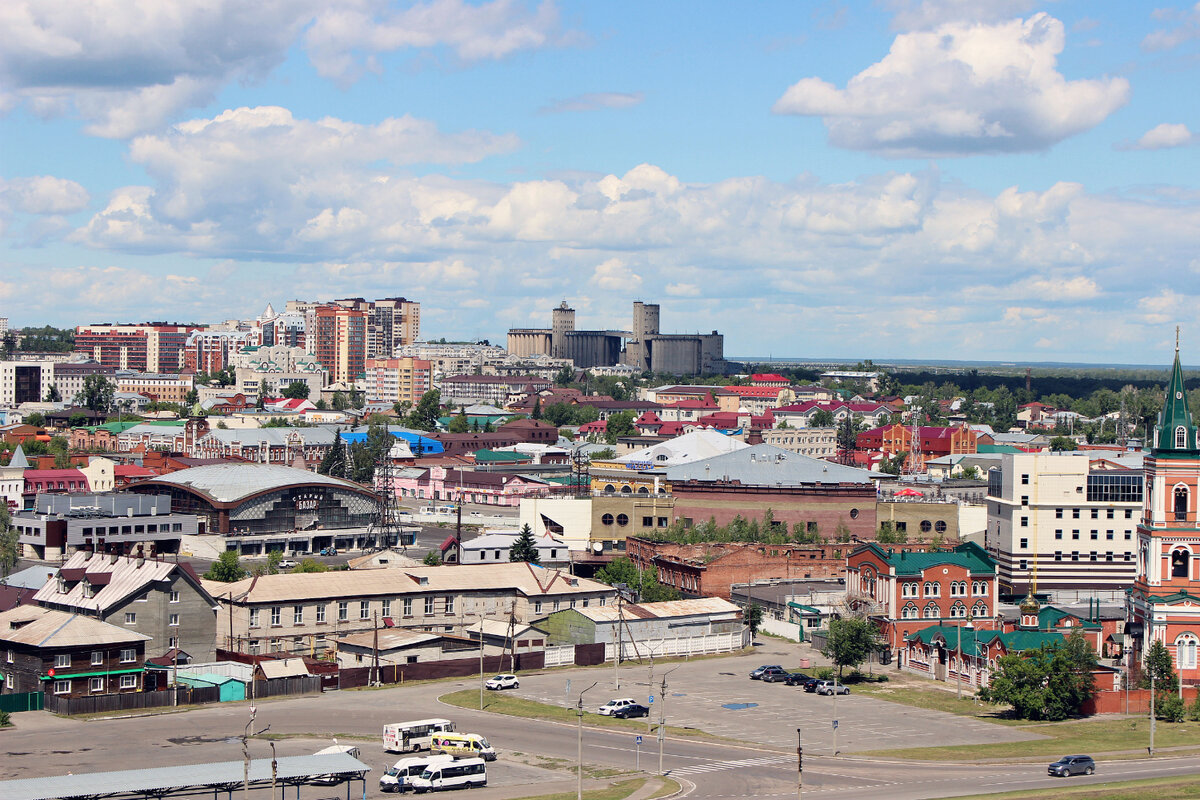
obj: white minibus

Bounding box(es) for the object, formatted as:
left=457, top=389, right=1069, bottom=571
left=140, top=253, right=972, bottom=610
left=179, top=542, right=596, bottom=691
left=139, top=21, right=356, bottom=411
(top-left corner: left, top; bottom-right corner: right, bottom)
left=379, top=755, right=455, bottom=793
left=383, top=718, right=455, bottom=753
left=409, top=758, right=487, bottom=793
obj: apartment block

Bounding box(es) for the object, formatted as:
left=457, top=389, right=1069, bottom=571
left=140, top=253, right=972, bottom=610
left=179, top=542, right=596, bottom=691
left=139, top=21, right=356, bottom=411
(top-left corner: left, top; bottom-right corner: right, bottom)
left=364, top=357, right=432, bottom=405
left=75, top=324, right=201, bottom=372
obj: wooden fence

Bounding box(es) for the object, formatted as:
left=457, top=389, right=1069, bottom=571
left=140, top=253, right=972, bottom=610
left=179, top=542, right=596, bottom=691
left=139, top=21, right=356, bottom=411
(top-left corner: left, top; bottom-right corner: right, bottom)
left=45, top=686, right=219, bottom=716
left=252, top=676, right=322, bottom=698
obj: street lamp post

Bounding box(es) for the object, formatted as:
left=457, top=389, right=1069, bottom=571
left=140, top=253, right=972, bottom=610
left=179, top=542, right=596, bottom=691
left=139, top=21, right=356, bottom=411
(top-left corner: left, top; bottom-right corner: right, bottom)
left=658, top=666, right=678, bottom=775
left=242, top=706, right=257, bottom=800
left=577, top=681, right=598, bottom=800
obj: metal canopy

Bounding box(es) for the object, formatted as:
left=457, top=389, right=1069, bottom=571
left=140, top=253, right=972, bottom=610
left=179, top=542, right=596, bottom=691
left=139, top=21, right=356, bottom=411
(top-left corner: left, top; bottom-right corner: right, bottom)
left=0, top=753, right=371, bottom=800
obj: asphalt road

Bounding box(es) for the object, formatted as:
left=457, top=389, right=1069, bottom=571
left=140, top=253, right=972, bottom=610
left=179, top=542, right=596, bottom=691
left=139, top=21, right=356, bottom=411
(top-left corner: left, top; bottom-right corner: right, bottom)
left=7, top=638, right=1200, bottom=799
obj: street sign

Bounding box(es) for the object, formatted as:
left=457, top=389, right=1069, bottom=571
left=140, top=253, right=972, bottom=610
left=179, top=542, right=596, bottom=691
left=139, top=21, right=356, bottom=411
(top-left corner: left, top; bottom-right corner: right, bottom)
left=636, top=735, right=643, bottom=744
left=832, top=720, right=839, bottom=730
left=648, top=695, right=654, bottom=703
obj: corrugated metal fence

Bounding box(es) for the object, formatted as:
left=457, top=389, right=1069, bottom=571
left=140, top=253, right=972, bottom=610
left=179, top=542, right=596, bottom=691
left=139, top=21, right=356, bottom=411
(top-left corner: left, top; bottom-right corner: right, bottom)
left=45, top=686, right=220, bottom=716
left=0, top=691, right=43, bottom=713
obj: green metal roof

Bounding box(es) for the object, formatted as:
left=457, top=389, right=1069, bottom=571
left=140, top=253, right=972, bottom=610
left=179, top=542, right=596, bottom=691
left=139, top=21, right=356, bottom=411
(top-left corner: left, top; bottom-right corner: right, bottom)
left=977, top=444, right=1024, bottom=454
left=906, top=625, right=1063, bottom=656
left=1155, top=346, right=1198, bottom=453
left=39, top=667, right=143, bottom=680
left=473, top=449, right=530, bottom=463
left=875, top=542, right=996, bottom=575
left=1038, top=605, right=1100, bottom=630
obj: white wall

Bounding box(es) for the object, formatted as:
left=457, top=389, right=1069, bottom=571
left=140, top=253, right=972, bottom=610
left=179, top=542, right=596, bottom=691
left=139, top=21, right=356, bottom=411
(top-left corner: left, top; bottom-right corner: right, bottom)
left=519, top=497, right=593, bottom=552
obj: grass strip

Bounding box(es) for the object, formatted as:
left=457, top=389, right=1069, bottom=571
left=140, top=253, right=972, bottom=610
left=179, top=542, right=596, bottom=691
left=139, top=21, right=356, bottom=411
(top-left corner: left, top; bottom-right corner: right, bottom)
left=440, top=689, right=721, bottom=740
left=508, top=777, right=646, bottom=800
left=864, top=717, right=1200, bottom=760
left=945, top=775, right=1200, bottom=800
left=850, top=684, right=1024, bottom=725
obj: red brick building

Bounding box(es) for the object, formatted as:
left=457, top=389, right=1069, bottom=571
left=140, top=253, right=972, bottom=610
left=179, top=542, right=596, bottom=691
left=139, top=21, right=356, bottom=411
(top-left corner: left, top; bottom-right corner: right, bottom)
left=856, top=424, right=978, bottom=472
left=75, top=323, right=201, bottom=372
left=845, top=542, right=998, bottom=651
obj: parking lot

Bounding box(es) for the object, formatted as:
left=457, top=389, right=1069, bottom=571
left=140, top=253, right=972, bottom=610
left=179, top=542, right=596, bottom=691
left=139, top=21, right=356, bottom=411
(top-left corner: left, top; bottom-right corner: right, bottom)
left=505, top=640, right=1040, bottom=754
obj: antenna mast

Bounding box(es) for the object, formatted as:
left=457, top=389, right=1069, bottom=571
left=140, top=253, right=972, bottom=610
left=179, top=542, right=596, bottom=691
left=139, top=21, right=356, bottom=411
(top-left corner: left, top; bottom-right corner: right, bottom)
left=373, top=439, right=401, bottom=551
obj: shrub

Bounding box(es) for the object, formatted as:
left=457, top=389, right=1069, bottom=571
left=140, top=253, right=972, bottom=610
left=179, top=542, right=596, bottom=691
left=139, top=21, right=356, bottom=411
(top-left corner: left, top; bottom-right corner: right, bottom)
left=0, top=710, right=10, bottom=728
left=1188, top=695, right=1200, bottom=722
left=1156, top=692, right=1185, bottom=723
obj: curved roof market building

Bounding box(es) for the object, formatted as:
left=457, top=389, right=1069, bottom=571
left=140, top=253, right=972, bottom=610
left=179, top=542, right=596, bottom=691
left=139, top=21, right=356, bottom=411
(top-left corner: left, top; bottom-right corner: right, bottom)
left=128, top=463, right=378, bottom=538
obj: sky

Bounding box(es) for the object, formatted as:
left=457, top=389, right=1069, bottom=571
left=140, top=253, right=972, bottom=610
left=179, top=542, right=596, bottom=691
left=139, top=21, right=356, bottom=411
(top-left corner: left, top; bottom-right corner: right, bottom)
left=1, top=0, right=1199, bottom=365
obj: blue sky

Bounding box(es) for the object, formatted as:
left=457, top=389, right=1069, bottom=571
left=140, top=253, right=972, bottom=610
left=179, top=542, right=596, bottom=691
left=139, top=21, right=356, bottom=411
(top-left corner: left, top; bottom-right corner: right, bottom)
left=1, top=0, right=1199, bottom=364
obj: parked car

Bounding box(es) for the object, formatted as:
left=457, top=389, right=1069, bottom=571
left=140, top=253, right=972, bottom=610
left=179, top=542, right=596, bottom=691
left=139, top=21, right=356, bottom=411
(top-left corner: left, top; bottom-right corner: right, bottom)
left=783, top=673, right=811, bottom=686
left=598, top=698, right=637, bottom=716
left=801, top=677, right=822, bottom=692
left=749, top=665, right=784, bottom=680
left=760, top=667, right=790, bottom=683
left=320, top=547, right=338, bottom=556
left=815, top=680, right=850, bottom=696
left=1048, top=755, right=1095, bottom=777
left=485, top=674, right=519, bottom=690
left=611, top=703, right=650, bottom=719
left=277, top=558, right=297, bottom=569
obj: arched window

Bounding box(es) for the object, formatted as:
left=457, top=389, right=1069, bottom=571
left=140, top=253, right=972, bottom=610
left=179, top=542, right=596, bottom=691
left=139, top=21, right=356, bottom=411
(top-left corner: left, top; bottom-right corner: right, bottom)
left=604, top=484, right=615, bottom=493
left=1175, top=486, right=1189, bottom=521
left=950, top=602, right=966, bottom=618
left=1177, top=634, right=1199, bottom=670
left=637, top=486, right=649, bottom=494
left=1173, top=548, right=1190, bottom=579
left=973, top=602, right=988, bottom=617
left=923, top=603, right=939, bottom=619
left=620, top=486, right=632, bottom=494
left=1178, top=426, right=1189, bottom=449
left=902, top=603, right=918, bottom=619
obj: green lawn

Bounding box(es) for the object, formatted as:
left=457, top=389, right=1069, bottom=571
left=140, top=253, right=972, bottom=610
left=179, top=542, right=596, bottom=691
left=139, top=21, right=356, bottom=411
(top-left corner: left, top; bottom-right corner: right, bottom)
left=851, top=684, right=1023, bottom=724
left=511, top=777, right=680, bottom=800
left=865, top=716, right=1200, bottom=760
left=946, top=776, right=1200, bottom=800
left=439, top=689, right=719, bottom=740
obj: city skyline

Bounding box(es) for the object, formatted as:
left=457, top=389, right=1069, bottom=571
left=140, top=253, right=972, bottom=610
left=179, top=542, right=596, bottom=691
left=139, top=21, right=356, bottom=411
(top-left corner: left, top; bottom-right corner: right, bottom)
left=2, top=1, right=1198, bottom=363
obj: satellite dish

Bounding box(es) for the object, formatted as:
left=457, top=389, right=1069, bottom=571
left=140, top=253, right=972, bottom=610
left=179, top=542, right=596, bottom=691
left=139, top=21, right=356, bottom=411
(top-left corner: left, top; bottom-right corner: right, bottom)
left=592, top=542, right=603, bottom=554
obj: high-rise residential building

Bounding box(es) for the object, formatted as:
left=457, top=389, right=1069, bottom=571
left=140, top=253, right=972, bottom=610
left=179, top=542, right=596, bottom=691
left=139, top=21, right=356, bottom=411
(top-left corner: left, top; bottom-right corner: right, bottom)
left=366, top=297, right=420, bottom=358
left=184, top=329, right=254, bottom=374
left=985, top=451, right=1142, bottom=599
left=0, top=359, right=56, bottom=405
left=309, top=305, right=368, bottom=384
left=364, top=357, right=432, bottom=406
left=75, top=324, right=201, bottom=372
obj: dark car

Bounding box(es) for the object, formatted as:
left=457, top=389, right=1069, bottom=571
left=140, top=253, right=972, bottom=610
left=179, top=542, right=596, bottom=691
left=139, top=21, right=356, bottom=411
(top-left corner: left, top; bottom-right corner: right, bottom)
left=783, top=673, right=811, bottom=686
left=801, top=677, right=822, bottom=692
left=749, top=664, right=784, bottom=680
left=612, top=703, right=650, bottom=719
left=760, top=667, right=790, bottom=683
left=1048, top=755, right=1095, bottom=777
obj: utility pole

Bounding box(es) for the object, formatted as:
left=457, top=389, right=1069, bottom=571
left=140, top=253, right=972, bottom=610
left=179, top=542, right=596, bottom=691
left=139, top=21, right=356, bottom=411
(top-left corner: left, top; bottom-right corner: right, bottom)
left=957, top=620, right=962, bottom=700
left=479, top=615, right=485, bottom=711
left=658, top=667, right=677, bottom=776
left=796, top=728, right=803, bottom=800
left=577, top=681, right=598, bottom=800
left=372, top=611, right=380, bottom=687
left=1150, top=672, right=1156, bottom=756
left=242, top=705, right=257, bottom=800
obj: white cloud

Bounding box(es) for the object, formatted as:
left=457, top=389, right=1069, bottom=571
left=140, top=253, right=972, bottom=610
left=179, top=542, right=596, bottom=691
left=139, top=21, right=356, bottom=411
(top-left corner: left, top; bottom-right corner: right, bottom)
left=540, top=92, right=644, bottom=113
left=304, top=0, right=571, bottom=84
left=0, top=0, right=572, bottom=137
left=1126, top=123, right=1195, bottom=151
left=773, top=13, right=1129, bottom=156
left=666, top=283, right=701, bottom=297
left=590, top=258, right=642, bottom=291
left=0, top=176, right=89, bottom=215
left=1142, top=2, right=1200, bottom=51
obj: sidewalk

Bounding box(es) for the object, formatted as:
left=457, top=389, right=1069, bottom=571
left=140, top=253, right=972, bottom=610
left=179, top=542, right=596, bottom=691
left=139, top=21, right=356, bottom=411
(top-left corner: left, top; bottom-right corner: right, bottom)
left=447, top=773, right=676, bottom=800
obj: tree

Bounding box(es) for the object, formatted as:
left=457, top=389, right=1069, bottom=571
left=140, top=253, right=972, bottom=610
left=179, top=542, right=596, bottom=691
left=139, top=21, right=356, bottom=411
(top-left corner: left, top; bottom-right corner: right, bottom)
left=835, top=521, right=852, bottom=543
left=332, top=391, right=348, bottom=411
left=822, top=616, right=881, bottom=677
left=554, top=366, right=575, bottom=387
left=266, top=549, right=283, bottom=574
left=1049, top=436, right=1078, bottom=451
left=24, top=412, right=45, bottom=428
left=68, top=412, right=89, bottom=428
left=604, top=411, right=636, bottom=443
left=595, top=556, right=680, bottom=602
left=292, top=558, right=329, bottom=573
left=979, top=633, right=1097, bottom=721
left=836, top=414, right=867, bottom=464
left=44, top=384, right=62, bottom=402
left=423, top=550, right=441, bottom=566
left=746, top=603, right=764, bottom=638
left=203, top=551, right=247, bottom=582
left=509, top=524, right=541, bottom=565
left=74, top=374, right=115, bottom=413
left=810, top=409, right=835, bottom=427
left=349, top=388, right=363, bottom=409
left=406, top=390, right=442, bottom=431
left=0, top=504, right=18, bottom=579
left=1140, top=639, right=1178, bottom=691
left=282, top=382, right=311, bottom=400
left=184, top=388, right=199, bottom=406
left=542, top=402, right=574, bottom=427
left=531, top=398, right=542, bottom=420
left=317, top=431, right=348, bottom=477
left=448, top=411, right=469, bottom=433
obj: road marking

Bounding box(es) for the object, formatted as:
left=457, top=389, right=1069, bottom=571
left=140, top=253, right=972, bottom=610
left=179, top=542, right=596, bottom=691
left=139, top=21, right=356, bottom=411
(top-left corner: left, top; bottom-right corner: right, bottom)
left=668, top=754, right=794, bottom=775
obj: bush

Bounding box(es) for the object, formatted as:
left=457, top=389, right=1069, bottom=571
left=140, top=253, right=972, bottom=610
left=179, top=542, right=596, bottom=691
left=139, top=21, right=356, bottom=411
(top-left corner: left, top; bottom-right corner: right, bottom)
left=0, top=710, right=10, bottom=727
left=844, top=670, right=889, bottom=684
left=813, top=667, right=834, bottom=680
left=1156, top=692, right=1186, bottom=723
left=1188, top=695, right=1200, bottom=722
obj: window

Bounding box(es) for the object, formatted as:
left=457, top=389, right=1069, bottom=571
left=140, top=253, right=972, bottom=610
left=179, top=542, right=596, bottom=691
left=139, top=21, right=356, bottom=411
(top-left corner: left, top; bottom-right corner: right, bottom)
left=169, top=614, right=179, bottom=627
left=120, top=675, right=137, bottom=689
left=270, top=606, right=282, bottom=626
left=316, top=605, right=326, bottom=624
left=1055, top=508, right=1063, bottom=519
left=54, top=679, right=71, bottom=695
left=338, top=601, right=349, bottom=622
left=658, top=517, right=669, bottom=528
left=381, top=599, right=391, bottom=617
left=902, top=604, right=918, bottom=619
left=1090, top=531, right=1098, bottom=540
left=1072, top=530, right=1080, bottom=540
left=1072, top=509, right=1080, bottom=519
left=616, top=514, right=629, bottom=526
left=643, top=516, right=653, bottom=527
left=534, top=600, right=543, bottom=614
left=1054, top=551, right=1062, bottom=561
left=1178, top=426, right=1188, bottom=449
left=170, top=591, right=180, bottom=603
left=1019, top=538, right=1028, bottom=549
left=923, top=603, right=938, bottom=619
left=923, top=582, right=940, bottom=597
left=1179, top=635, right=1200, bottom=670
left=249, top=608, right=260, bottom=628
left=1171, top=548, right=1190, bottom=579
left=446, top=597, right=456, bottom=615
left=920, top=520, right=932, bottom=533
left=1018, top=559, right=1027, bottom=570
left=90, top=677, right=105, bottom=693
left=120, top=648, right=136, bottom=663
left=601, top=514, right=614, bottom=525
left=1021, top=474, right=1029, bottom=485
left=124, top=612, right=136, bottom=625
left=294, top=606, right=304, bottom=625
left=5, top=649, right=11, bottom=664
left=1020, top=516, right=1028, bottom=527
left=1021, top=496, right=1029, bottom=507
left=403, top=598, right=413, bottom=617
left=424, top=597, right=435, bottom=615
left=1106, top=531, right=1114, bottom=540
left=1055, top=530, right=1063, bottom=540
left=91, top=651, right=104, bottom=666
left=1107, top=509, right=1115, bottom=519
left=360, top=601, right=370, bottom=620
left=950, top=603, right=966, bottom=618
left=1126, top=509, right=1134, bottom=519
left=1072, top=551, right=1079, bottom=561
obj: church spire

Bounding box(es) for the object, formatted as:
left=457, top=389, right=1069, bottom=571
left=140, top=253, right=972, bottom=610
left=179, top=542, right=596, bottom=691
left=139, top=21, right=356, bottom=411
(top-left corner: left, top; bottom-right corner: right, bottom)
left=1155, top=333, right=1197, bottom=453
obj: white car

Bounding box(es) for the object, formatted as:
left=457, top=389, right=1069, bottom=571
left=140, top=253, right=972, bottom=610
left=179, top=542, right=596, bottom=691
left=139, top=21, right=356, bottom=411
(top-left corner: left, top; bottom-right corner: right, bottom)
left=597, top=698, right=637, bottom=716
left=485, top=674, right=519, bottom=690
left=277, top=559, right=297, bottom=569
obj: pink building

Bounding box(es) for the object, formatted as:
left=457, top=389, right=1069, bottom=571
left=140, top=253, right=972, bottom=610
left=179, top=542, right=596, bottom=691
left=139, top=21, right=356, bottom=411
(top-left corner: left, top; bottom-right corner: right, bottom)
left=392, top=465, right=561, bottom=507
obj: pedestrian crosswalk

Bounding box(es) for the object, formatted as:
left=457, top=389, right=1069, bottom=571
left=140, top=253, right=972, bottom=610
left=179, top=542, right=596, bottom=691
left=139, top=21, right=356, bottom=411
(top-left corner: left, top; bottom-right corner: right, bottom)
left=668, top=754, right=794, bottom=776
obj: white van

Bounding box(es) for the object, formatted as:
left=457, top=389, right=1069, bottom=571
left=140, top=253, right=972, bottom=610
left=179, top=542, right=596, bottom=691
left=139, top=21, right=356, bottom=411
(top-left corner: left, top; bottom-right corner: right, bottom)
left=430, top=733, right=497, bottom=761
left=380, top=755, right=455, bottom=793
left=409, top=758, right=487, bottom=793
left=384, top=719, right=455, bottom=753
left=309, top=744, right=361, bottom=785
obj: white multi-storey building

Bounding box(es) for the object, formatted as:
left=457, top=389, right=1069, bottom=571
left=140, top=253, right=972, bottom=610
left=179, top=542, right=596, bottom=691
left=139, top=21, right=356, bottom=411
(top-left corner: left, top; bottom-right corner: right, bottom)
left=985, top=452, right=1143, bottom=599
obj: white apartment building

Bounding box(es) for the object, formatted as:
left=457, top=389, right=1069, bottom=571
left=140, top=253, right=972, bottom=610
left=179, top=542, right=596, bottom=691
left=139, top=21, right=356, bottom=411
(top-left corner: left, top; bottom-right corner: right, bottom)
left=760, top=426, right=837, bottom=458
left=0, top=359, right=56, bottom=405
left=230, top=345, right=327, bottom=399
left=985, top=452, right=1143, bottom=599
left=396, top=342, right=509, bottom=378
